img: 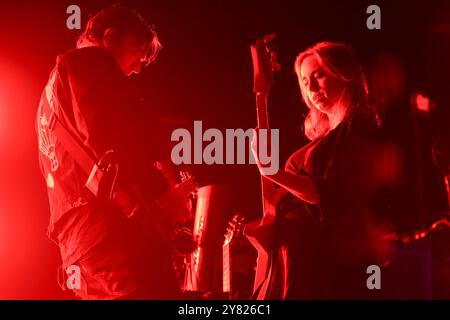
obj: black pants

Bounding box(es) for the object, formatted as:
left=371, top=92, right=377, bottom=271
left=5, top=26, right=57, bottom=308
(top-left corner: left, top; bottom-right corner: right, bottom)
left=55, top=199, right=180, bottom=299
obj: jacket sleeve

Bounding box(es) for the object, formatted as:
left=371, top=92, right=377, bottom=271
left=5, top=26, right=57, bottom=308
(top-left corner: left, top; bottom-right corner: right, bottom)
left=59, top=48, right=135, bottom=160
left=58, top=48, right=168, bottom=196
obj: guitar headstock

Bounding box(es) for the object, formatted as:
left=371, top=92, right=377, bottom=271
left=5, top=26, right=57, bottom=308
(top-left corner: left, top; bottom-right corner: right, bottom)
left=251, top=34, right=281, bottom=94
left=224, top=214, right=246, bottom=245
left=154, top=160, right=196, bottom=187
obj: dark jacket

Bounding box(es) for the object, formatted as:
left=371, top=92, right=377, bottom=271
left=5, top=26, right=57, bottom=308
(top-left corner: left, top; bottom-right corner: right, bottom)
left=36, top=46, right=167, bottom=239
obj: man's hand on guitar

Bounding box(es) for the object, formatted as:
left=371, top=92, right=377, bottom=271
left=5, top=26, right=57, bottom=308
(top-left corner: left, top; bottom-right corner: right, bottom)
left=153, top=160, right=197, bottom=226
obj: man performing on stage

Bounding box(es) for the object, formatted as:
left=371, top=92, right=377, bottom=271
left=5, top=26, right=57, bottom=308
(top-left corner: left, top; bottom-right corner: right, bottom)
left=36, top=5, right=183, bottom=299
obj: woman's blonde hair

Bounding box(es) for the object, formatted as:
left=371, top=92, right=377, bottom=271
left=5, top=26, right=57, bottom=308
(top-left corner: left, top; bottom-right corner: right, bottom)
left=294, top=42, right=372, bottom=140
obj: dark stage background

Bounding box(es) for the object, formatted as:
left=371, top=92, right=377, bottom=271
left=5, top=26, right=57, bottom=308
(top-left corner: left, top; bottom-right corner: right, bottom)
left=0, top=0, right=449, bottom=298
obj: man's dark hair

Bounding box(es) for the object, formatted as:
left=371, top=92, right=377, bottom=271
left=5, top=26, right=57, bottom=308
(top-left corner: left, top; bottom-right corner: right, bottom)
left=77, top=5, right=162, bottom=65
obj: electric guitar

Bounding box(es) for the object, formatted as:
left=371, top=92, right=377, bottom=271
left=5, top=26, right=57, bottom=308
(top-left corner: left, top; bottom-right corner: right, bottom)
left=243, top=34, right=281, bottom=300
left=93, top=154, right=199, bottom=255
left=47, top=107, right=198, bottom=256
left=222, top=214, right=245, bottom=293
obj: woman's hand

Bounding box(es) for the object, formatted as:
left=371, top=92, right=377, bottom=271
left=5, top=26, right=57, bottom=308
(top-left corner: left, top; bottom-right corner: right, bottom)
left=251, top=128, right=269, bottom=176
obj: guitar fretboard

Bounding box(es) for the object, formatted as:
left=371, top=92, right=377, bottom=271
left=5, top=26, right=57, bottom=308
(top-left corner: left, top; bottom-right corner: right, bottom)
left=222, top=242, right=231, bottom=293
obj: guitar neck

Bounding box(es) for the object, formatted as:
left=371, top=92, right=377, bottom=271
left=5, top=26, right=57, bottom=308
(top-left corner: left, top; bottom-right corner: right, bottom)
left=222, top=242, right=231, bottom=293
left=255, top=92, right=269, bottom=130
left=255, top=92, right=273, bottom=213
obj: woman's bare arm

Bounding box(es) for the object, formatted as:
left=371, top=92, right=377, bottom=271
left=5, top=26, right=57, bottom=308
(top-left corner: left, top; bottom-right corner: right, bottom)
left=263, top=170, right=319, bottom=204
